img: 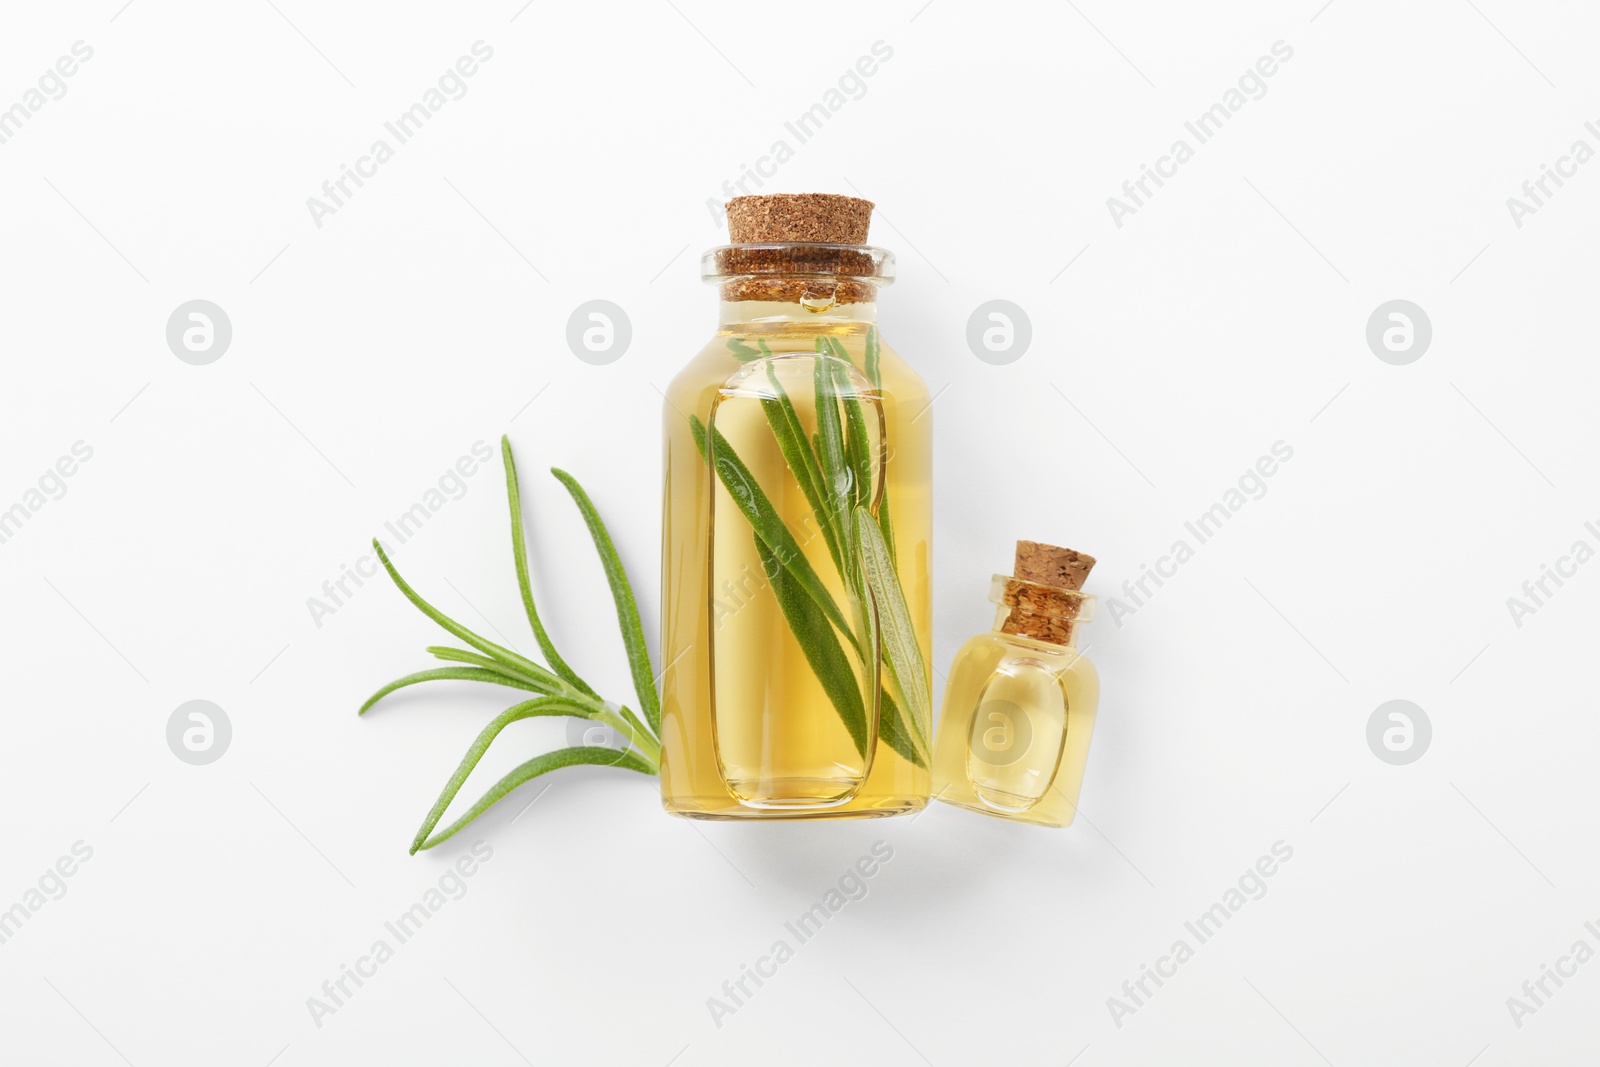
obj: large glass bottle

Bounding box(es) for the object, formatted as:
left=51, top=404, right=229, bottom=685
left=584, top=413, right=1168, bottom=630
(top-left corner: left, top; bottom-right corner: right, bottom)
left=659, top=194, right=932, bottom=818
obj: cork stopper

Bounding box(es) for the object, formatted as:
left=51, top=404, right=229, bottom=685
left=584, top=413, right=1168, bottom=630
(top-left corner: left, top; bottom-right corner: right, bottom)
left=1014, top=541, right=1096, bottom=592
left=997, top=540, right=1096, bottom=646
left=710, top=193, right=887, bottom=304
left=726, top=194, right=874, bottom=244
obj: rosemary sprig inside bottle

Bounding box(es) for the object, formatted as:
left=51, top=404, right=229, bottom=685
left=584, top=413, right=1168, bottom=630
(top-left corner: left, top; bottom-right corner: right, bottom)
left=361, top=436, right=659, bottom=853
left=690, top=328, right=931, bottom=768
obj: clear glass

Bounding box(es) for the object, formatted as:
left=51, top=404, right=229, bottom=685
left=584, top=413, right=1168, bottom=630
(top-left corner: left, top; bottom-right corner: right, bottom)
left=931, top=588, right=1099, bottom=827
left=659, top=284, right=932, bottom=819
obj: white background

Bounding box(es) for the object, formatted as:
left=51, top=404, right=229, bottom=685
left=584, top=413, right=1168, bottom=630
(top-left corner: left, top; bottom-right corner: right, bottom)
left=1, top=0, right=1597, bottom=1063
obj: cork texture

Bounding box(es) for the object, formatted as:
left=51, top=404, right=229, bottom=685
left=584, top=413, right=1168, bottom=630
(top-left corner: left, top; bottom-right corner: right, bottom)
left=716, top=193, right=883, bottom=303
left=726, top=193, right=874, bottom=243
left=1014, top=540, right=1096, bottom=591
left=1000, top=540, right=1096, bottom=645
left=999, top=580, right=1086, bottom=645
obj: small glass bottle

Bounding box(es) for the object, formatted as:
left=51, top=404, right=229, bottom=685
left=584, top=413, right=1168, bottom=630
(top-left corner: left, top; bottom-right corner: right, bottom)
left=658, top=193, right=933, bottom=819
left=932, top=541, right=1100, bottom=827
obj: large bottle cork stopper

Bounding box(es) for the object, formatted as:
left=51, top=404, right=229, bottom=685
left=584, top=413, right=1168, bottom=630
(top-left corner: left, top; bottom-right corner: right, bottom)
left=1000, top=540, right=1096, bottom=645
left=1014, top=540, right=1096, bottom=592
left=726, top=193, right=874, bottom=244
left=715, top=193, right=882, bottom=304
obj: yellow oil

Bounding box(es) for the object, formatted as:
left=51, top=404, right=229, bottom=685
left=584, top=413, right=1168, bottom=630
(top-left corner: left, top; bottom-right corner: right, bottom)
left=932, top=630, right=1099, bottom=827
left=659, top=304, right=932, bottom=818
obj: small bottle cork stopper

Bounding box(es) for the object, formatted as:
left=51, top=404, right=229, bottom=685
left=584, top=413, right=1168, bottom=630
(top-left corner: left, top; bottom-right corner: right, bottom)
left=999, top=540, right=1096, bottom=645
left=726, top=193, right=873, bottom=244
left=1013, top=540, right=1096, bottom=592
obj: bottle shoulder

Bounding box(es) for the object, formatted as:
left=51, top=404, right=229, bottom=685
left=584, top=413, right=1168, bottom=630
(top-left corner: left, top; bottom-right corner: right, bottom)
left=668, top=325, right=927, bottom=406
left=960, top=630, right=1095, bottom=671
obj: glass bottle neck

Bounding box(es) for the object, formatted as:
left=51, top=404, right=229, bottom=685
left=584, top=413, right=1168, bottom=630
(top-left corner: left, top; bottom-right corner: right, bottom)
left=718, top=299, right=878, bottom=328
left=993, top=613, right=1082, bottom=650
left=987, top=575, right=1094, bottom=648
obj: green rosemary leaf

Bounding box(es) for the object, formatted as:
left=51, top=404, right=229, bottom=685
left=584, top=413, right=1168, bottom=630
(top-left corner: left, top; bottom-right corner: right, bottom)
left=549, top=468, right=662, bottom=737
left=849, top=527, right=883, bottom=761
left=860, top=327, right=897, bottom=565
left=853, top=506, right=930, bottom=756
left=826, top=337, right=871, bottom=503
left=824, top=335, right=853, bottom=365
left=409, top=695, right=598, bottom=851
left=373, top=539, right=568, bottom=688
left=419, top=648, right=659, bottom=762
left=876, top=688, right=927, bottom=769
left=425, top=647, right=567, bottom=695
left=876, top=484, right=898, bottom=568
left=689, top=415, right=855, bottom=643
left=414, top=739, right=654, bottom=853
left=501, top=436, right=596, bottom=699
left=756, top=535, right=869, bottom=758
left=845, top=502, right=927, bottom=771
left=864, top=331, right=902, bottom=572
left=422, top=646, right=665, bottom=764
left=831, top=359, right=873, bottom=514
left=813, top=357, right=851, bottom=547
left=760, top=364, right=843, bottom=574
left=358, top=668, right=542, bottom=716
left=825, top=347, right=876, bottom=633
left=617, top=704, right=652, bottom=745
left=729, top=337, right=771, bottom=363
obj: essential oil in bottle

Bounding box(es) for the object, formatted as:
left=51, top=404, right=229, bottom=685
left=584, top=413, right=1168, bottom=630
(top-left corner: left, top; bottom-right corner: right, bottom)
left=658, top=193, right=933, bottom=819
left=932, top=541, right=1100, bottom=827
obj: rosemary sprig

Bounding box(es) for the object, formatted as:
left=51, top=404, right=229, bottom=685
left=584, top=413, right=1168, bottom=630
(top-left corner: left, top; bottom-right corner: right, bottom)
left=757, top=534, right=871, bottom=757
left=358, top=667, right=545, bottom=715
left=550, top=468, right=662, bottom=737
left=695, top=330, right=930, bottom=767
left=690, top=413, right=856, bottom=641
left=862, top=328, right=896, bottom=564
left=408, top=697, right=649, bottom=853
left=502, top=440, right=596, bottom=699
left=361, top=435, right=660, bottom=852
left=854, top=505, right=929, bottom=755
left=760, top=362, right=842, bottom=573
left=414, top=745, right=656, bottom=853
